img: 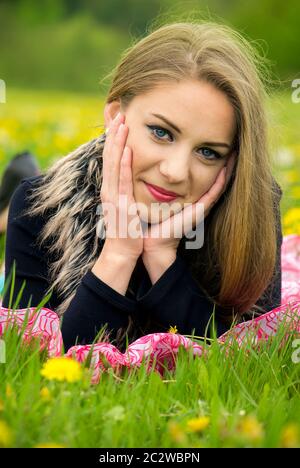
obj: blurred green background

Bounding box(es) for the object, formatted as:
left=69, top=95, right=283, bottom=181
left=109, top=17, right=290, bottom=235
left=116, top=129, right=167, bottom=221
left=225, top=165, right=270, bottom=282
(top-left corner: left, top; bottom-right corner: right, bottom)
left=0, top=1, right=300, bottom=448
left=0, top=0, right=300, bottom=92
left=0, top=0, right=299, bottom=252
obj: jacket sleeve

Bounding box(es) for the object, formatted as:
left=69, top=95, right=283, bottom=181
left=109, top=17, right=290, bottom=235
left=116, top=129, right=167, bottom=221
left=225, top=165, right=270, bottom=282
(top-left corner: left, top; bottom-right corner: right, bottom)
left=136, top=253, right=231, bottom=339
left=2, top=179, right=137, bottom=352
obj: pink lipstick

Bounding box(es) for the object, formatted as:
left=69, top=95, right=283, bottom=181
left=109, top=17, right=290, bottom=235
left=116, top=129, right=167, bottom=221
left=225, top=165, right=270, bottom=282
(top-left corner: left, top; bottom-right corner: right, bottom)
left=144, top=182, right=178, bottom=202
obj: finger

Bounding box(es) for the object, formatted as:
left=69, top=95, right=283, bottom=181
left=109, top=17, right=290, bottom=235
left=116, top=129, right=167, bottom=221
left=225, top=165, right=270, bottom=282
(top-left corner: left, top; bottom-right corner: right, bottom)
left=161, top=166, right=227, bottom=239
left=118, top=146, right=141, bottom=238
left=157, top=204, right=192, bottom=240
left=175, top=168, right=225, bottom=232
left=172, top=201, right=204, bottom=238
left=104, top=112, right=123, bottom=154
left=119, top=146, right=134, bottom=197
left=119, top=145, right=139, bottom=216
left=102, top=113, right=123, bottom=185
left=200, top=166, right=226, bottom=211
left=107, top=122, right=128, bottom=199
left=102, top=112, right=124, bottom=190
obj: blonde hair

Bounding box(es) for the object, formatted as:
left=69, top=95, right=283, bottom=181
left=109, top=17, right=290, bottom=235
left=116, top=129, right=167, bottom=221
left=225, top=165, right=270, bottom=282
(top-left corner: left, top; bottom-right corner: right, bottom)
left=22, top=20, right=282, bottom=349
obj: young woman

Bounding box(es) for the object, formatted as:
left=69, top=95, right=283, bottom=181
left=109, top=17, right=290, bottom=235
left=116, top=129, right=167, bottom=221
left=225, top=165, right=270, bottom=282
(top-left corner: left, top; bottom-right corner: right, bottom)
left=2, top=22, right=283, bottom=353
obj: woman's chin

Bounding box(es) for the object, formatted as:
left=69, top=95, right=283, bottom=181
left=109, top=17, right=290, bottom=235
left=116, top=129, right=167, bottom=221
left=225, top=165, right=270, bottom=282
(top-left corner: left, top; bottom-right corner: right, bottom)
left=138, top=209, right=162, bottom=225
left=137, top=205, right=179, bottom=225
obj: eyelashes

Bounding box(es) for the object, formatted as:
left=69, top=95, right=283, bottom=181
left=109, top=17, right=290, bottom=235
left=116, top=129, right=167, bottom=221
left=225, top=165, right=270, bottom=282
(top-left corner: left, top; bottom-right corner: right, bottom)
left=146, top=125, right=223, bottom=160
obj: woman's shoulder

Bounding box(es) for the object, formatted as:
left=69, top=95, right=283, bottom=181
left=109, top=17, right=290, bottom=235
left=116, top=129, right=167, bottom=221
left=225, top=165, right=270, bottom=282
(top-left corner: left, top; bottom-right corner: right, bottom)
left=21, top=174, right=44, bottom=187
left=8, top=174, right=46, bottom=231
left=11, top=174, right=44, bottom=199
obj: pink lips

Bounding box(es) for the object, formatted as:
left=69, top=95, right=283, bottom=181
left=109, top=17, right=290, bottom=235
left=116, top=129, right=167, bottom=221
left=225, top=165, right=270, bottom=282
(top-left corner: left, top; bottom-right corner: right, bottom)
left=144, top=182, right=178, bottom=202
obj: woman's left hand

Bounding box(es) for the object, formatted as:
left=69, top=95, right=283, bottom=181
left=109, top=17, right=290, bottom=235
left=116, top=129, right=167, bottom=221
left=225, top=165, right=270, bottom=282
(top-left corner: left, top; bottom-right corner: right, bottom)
left=142, top=153, right=236, bottom=257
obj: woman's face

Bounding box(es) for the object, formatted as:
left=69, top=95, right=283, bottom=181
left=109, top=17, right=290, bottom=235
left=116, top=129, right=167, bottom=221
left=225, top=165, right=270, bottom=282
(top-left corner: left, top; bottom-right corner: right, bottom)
left=104, top=79, right=237, bottom=224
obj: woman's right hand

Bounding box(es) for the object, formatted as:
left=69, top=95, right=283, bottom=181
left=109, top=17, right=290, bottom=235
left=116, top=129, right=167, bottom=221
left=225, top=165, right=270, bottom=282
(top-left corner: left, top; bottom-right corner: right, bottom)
left=99, top=111, right=144, bottom=261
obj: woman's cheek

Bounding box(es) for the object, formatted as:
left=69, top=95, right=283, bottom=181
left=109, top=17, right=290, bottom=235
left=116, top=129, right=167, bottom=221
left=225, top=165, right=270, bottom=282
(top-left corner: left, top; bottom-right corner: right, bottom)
left=132, top=146, right=154, bottom=175
left=131, top=148, right=144, bottom=178
left=193, top=171, right=218, bottom=200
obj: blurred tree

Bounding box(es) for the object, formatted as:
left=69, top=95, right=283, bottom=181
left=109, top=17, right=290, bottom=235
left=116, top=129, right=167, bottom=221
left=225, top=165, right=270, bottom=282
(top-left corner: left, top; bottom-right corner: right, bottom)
left=0, top=0, right=299, bottom=91
left=1, top=0, right=66, bottom=25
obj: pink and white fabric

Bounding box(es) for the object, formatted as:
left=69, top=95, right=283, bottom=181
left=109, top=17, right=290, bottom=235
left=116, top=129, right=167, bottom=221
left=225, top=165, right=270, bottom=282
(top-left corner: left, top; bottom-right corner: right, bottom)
left=0, top=234, right=299, bottom=384
left=281, top=234, right=300, bottom=305
left=65, top=334, right=206, bottom=384
left=0, top=306, right=63, bottom=356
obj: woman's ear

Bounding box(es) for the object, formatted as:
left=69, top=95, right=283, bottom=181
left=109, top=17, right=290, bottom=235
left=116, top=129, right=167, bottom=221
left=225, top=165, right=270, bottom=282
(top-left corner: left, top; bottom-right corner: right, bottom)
left=103, top=101, right=121, bottom=130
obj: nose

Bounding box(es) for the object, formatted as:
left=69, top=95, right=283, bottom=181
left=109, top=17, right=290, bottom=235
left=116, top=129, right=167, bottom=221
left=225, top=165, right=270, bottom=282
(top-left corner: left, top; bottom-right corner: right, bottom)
left=158, top=149, right=191, bottom=185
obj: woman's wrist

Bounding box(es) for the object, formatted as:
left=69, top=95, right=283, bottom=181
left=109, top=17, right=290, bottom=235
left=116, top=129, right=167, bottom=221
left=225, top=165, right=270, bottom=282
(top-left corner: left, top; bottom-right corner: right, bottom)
left=142, top=250, right=177, bottom=285
left=92, top=247, right=138, bottom=296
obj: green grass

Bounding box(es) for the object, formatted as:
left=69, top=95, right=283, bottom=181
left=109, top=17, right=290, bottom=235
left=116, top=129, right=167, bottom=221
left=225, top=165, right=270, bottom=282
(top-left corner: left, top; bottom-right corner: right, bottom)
left=0, top=300, right=299, bottom=448
left=0, top=88, right=300, bottom=447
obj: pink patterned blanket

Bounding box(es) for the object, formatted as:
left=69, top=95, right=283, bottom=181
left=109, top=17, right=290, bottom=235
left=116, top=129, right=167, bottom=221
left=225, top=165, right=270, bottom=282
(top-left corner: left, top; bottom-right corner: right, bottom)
left=1, top=235, right=299, bottom=384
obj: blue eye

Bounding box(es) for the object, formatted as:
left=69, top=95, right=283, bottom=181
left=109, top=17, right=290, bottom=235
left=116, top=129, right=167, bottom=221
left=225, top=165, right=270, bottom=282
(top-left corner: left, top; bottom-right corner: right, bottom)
left=147, top=125, right=173, bottom=141
left=199, top=147, right=221, bottom=160
left=146, top=125, right=222, bottom=160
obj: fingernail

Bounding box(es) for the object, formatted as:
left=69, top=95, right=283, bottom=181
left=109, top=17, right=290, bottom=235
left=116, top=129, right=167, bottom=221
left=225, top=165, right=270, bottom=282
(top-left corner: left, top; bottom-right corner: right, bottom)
left=115, top=112, right=121, bottom=120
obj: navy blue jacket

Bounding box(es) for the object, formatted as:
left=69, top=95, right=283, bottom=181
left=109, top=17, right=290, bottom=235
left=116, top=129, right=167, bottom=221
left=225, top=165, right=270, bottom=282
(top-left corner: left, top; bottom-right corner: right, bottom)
left=2, top=175, right=283, bottom=352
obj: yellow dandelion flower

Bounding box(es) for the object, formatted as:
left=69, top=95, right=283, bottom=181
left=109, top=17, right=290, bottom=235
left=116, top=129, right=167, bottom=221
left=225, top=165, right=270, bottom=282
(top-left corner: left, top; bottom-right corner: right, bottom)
left=5, top=384, right=14, bottom=398
left=168, top=325, right=178, bottom=334
left=0, top=420, right=13, bottom=448
left=279, top=423, right=300, bottom=448
left=186, top=416, right=210, bottom=433
left=40, top=387, right=52, bottom=402
left=283, top=207, right=300, bottom=236
left=168, top=421, right=187, bottom=444
left=34, top=442, right=67, bottom=448
left=283, top=207, right=300, bottom=225
left=238, top=415, right=264, bottom=441
left=40, top=357, right=82, bottom=383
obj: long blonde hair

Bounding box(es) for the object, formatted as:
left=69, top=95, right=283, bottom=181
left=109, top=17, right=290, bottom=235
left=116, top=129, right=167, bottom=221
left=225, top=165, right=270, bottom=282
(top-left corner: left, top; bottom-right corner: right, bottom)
left=22, top=21, right=282, bottom=348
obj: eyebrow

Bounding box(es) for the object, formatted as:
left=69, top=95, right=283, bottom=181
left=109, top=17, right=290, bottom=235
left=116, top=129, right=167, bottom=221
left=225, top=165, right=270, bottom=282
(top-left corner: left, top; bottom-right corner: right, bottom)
left=150, top=113, right=232, bottom=149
